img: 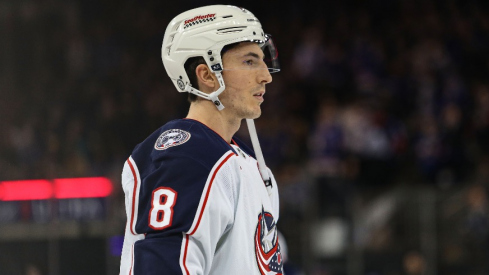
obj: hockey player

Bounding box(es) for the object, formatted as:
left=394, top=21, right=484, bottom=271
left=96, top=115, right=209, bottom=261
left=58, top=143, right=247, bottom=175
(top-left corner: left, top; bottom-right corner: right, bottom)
left=120, top=5, right=283, bottom=275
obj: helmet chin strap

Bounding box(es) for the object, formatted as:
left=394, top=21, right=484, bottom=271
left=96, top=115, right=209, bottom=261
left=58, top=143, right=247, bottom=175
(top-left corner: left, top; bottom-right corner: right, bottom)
left=184, top=71, right=225, bottom=110
left=246, top=119, right=273, bottom=196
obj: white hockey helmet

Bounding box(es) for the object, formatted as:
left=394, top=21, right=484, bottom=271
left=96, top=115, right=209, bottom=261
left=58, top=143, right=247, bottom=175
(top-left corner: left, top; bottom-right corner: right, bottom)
left=161, top=5, right=280, bottom=110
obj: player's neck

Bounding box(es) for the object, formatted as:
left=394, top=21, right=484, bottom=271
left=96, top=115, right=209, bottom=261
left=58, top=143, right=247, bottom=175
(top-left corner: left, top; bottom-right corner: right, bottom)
left=186, top=101, right=240, bottom=144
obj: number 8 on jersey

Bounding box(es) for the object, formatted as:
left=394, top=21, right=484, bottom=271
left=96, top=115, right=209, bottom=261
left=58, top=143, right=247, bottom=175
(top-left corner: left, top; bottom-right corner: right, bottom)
left=149, top=187, right=177, bottom=230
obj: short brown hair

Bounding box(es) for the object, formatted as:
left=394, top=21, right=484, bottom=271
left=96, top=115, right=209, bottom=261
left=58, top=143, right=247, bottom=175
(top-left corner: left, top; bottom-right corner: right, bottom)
left=184, top=57, right=206, bottom=102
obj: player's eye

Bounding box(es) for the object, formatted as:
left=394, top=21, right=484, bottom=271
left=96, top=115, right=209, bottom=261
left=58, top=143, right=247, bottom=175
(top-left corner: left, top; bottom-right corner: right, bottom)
left=244, top=59, right=254, bottom=66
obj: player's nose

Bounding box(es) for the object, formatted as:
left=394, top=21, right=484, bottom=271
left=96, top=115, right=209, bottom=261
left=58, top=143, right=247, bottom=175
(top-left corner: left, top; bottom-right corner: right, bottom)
left=258, top=65, right=272, bottom=85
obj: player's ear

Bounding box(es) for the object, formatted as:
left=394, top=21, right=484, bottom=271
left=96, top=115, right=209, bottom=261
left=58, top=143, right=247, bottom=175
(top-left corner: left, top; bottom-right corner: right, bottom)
left=195, top=64, right=218, bottom=92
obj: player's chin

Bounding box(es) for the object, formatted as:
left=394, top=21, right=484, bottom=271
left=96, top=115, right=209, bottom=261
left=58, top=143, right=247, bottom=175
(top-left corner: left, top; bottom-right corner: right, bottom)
left=244, top=108, right=261, bottom=120
left=250, top=109, right=262, bottom=119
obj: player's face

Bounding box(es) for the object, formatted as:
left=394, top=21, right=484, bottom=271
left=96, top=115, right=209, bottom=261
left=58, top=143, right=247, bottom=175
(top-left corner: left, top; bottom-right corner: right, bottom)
left=220, top=42, right=273, bottom=120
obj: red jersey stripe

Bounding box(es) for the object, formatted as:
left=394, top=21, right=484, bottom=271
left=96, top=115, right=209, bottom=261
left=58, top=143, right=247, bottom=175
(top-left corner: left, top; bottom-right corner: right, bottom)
left=128, top=158, right=139, bottom=235
left=189, top=152, right=234, bottom=235
left=183, top=152, right=235, bottom=274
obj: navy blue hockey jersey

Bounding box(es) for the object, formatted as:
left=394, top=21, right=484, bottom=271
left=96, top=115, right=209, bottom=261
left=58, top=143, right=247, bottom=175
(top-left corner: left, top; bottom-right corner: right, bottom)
left=120, top=119, right=283, bottom=275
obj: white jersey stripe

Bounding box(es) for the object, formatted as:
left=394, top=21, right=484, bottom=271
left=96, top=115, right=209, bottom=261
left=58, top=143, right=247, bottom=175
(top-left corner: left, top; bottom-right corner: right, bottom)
left=180, top=234, right=191, bottom=275
left=120, top=158, right=145, bottom=275
left=129, top=244, right=134, bottom=275
left=127, top=156, right=142, bottom=235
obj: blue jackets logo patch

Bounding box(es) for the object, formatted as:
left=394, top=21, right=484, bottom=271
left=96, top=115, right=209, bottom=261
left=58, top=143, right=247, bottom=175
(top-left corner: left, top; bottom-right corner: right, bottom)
left=255, top=207, right=283, bottom=274
left=154, top=129, right=191, bottom=150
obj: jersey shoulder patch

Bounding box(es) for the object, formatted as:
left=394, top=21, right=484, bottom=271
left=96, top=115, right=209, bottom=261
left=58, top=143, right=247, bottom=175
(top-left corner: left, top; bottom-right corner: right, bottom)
left=131, top=119, right=238, bottom=172
left=154, top=129, right=191, bottom=150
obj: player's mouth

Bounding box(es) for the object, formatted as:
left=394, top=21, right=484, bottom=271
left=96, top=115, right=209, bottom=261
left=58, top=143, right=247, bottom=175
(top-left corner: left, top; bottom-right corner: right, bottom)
left=253, top=91, right=265, bottom=102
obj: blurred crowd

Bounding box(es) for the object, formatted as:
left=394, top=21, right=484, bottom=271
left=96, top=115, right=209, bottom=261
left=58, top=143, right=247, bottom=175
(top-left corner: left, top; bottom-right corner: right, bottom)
left=2, top=0, right=489, bottom=274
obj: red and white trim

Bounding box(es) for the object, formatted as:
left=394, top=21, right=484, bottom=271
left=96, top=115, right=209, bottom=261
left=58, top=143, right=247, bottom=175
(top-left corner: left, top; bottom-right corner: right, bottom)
left=127, top=156, right=142, bottom=235
left=120, top=157, right=145, bottom=275
left=180, top=234, right=191, bottom=275
left=180, top=151, right=235, bottom=274
left=187, top=151, right=234, bottom=235
left=129, top=244, right=135, bottom=275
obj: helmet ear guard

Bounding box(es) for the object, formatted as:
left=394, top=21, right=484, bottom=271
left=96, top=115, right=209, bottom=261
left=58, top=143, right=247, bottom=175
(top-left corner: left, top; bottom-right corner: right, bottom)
left=183, top=71, right=226, bottom=110
left=161, top=5, right=280, bottom=110
left=183, top=50, right=226, bottom=110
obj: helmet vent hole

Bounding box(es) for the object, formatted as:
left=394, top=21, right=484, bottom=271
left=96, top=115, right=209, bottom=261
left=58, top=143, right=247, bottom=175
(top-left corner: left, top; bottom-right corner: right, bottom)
left=217, top=26, right=246, bottom=34
left=222, top=15, right=233, bottom=18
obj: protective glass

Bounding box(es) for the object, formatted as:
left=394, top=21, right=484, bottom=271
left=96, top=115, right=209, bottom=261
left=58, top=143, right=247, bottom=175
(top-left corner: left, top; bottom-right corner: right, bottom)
left=262, top=34, right=280, bottom=73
